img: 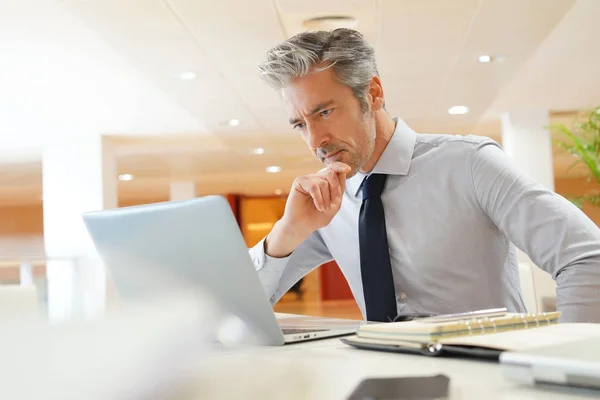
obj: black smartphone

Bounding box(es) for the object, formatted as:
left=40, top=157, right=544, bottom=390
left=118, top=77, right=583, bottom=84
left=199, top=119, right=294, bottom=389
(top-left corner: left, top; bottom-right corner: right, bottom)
left=346, top=374, right=450, bottom=400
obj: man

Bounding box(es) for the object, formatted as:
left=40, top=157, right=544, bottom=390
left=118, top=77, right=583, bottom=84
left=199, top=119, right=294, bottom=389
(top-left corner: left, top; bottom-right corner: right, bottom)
left=249, top=28, right=600, bottom=322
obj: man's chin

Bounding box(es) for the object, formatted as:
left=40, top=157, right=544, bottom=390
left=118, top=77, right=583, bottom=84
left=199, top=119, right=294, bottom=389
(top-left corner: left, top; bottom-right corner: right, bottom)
left=344, top=169, right=359, bottom=179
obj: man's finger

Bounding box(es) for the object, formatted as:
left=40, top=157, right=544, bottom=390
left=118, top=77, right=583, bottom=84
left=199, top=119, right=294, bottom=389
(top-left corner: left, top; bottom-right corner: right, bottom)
left=317, top=178, right=332, bottom=210
left=318, top=162, right=349, bottom=204
left=320, top=168, right=341, bottom=207
left=337, top=171, right=348, bottom=196
left=327, top=161, right=351, bottom=174
left=306, top=183, right=324, bottom=212
left=297, top=176, right=328, bottom=212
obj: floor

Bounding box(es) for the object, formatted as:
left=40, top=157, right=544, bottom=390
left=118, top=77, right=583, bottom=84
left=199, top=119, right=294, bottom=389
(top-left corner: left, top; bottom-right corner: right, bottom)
left=273, top=298, right=363, bottom=320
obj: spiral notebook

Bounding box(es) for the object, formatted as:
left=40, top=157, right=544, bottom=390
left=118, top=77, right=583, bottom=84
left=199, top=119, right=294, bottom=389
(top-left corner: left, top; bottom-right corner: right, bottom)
left=341, top=310, right=562, bottom=360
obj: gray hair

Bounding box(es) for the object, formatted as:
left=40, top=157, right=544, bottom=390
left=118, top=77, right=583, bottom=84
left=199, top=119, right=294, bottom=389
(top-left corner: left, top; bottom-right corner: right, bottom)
left=258, top=28, right=379, bottom=112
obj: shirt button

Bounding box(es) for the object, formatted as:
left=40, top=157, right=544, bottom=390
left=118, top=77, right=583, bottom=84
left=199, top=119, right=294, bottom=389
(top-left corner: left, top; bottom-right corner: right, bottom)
left=399, top=292, right=408, bottom=300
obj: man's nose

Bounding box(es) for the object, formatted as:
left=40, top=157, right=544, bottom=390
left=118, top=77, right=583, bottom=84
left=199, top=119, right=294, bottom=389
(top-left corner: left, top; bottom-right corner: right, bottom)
left=306, top=123, right=329, bottom=150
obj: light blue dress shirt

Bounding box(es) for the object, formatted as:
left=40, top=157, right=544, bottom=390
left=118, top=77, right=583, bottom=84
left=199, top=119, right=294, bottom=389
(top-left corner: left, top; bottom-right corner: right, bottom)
left=249, top=118, right=600, bottom=322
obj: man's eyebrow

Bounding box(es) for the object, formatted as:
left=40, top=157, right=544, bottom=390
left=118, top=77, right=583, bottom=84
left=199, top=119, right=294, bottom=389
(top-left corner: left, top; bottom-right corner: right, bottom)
left=288, top=100, right=335, bottom=125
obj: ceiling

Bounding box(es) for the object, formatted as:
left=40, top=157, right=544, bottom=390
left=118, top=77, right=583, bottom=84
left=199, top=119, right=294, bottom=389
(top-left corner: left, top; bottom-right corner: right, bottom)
left=1, top=0, right=600, bottom=206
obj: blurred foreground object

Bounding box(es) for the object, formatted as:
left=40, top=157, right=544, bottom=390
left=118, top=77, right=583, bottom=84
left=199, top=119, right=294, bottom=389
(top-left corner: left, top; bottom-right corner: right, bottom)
left=0, top=290, right=220, bottom=400
left=0, top=285, right=40, bottom=319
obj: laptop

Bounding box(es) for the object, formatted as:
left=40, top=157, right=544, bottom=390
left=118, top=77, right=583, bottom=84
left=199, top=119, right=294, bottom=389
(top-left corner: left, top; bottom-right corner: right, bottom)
left=501, top=336, right=600, bottom=390
left=82, top=195, right=362, bottom=345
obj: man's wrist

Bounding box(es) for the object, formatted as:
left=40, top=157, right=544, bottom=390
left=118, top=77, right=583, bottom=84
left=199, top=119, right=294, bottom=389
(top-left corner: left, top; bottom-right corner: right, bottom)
left=264, top=219, right=312, bottom=258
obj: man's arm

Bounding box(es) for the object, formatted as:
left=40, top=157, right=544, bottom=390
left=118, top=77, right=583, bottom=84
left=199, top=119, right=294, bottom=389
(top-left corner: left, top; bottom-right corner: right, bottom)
left=471, top=141, right=600, bottom=322
left=249, top=161, right=351, bottom=305
left=249, top=229, right=333, bottom=305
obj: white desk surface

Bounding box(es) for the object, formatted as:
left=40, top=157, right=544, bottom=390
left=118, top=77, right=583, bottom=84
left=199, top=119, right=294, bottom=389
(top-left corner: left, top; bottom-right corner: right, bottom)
left=216, top=338, right=600, bottom=399
left=198, top=315, right=599, bottom=399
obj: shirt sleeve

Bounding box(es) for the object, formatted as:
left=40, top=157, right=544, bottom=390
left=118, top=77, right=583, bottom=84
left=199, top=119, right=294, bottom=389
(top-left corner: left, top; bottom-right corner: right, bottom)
left=470, top=141, right=600, bottom=322
left=248, top=230, right=334, bottom=305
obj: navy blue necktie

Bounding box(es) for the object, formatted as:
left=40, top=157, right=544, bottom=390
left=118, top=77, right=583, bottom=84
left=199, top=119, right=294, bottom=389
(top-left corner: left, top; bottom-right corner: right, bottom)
left=359, top=173, right=397, bottom=322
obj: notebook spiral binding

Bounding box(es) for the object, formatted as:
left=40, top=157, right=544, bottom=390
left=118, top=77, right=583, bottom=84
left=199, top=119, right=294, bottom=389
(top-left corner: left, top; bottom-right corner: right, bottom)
left=443, top=312, right=559, bottom=338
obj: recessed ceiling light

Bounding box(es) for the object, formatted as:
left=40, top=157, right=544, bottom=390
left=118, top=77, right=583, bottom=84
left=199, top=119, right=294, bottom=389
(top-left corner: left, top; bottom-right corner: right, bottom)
left=303, top=15, right=358, bottom=30
left=252, top=147, right=265, bottom=155
left=118, top=174, right=134, bottom=181
left=478, top=54, right=492, bottom=63
left=274, top=189, right=284, bottom=195
left=178, top=71, right=197, bottom=80
left=266, top=166, right=281, bottom=173
left=228, top=119, right=240, bottom=127
left=448, top=106, right=469, bottom=115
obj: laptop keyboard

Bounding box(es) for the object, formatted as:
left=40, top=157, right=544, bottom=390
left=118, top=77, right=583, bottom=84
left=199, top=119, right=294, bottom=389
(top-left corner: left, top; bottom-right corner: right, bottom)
left=281, top=328, right=329, bottom=335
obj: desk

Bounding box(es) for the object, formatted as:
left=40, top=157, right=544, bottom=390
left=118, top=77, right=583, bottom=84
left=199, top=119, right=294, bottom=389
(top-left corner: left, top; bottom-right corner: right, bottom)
left=189, top=325, right=597, bottom=399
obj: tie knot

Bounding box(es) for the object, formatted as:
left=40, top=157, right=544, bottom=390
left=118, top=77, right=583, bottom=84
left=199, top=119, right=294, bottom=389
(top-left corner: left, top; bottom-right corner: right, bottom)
left=362, top=173, right=387, bottom=200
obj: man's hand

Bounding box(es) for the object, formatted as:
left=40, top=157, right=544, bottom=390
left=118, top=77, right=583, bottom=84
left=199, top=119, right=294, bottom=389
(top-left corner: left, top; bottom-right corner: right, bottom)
left=265, top=162, right=351, bottom=257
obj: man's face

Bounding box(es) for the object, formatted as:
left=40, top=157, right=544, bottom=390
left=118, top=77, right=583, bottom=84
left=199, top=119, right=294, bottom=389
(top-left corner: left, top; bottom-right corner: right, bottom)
left=281, top=67, right=376, bottom=177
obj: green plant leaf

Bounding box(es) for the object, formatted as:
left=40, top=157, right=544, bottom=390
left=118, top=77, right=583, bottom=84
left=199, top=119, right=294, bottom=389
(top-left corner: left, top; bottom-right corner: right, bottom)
left=554, top=123, right=600, bottom=181
left=551, top=105, right=600, bottom=207
left=567, top=196, right=585, bottom=209
left=566, top=158, right=583, bottom=174
left=585, top=195, right=600, bottom=208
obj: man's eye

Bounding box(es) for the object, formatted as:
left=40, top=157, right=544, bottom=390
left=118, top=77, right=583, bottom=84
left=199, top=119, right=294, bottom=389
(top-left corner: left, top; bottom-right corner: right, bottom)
left=320, top=109, right=333, bottom=117
left=293, top=123, right=304, bottom=130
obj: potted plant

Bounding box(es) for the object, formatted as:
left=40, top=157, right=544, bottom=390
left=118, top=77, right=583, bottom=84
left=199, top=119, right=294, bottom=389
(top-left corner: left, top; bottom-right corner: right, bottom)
left=552, top=105, right=600, bottom=208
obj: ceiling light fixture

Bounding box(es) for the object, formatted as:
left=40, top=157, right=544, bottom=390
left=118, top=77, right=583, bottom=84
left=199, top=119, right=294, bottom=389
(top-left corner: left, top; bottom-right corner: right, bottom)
left=303, top=15, right=358, bottom=30
left=252, top=147, right=265, bottom=155
left=178, top=71, right=197, bottom=80
left=448, top=106, right=469, bottom=115
left=228, top=119, right=241, bottom=126
left=478, top=54, right=492, bottom=63
left=118, top=174, right=134, bottom=181
left=266, top=166, right=282, bottom=173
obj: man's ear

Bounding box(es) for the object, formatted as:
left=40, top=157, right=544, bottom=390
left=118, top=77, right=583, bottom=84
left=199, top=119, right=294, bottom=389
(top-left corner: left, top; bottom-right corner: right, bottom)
left=368, top=76, right=385, bottom=111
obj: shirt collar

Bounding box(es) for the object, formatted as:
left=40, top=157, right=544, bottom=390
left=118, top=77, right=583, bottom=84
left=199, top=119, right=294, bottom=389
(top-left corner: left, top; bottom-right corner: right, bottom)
left=346, top=117, right=417, bottom=198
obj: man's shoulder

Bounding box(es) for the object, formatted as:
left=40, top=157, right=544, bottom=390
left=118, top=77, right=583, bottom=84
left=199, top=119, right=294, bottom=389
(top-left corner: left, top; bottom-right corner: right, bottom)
left=408, top=133, right=501, bottom=169
left=415, top=133, right=499, bottom=149
left=413, top=133, right=499, bottom=157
